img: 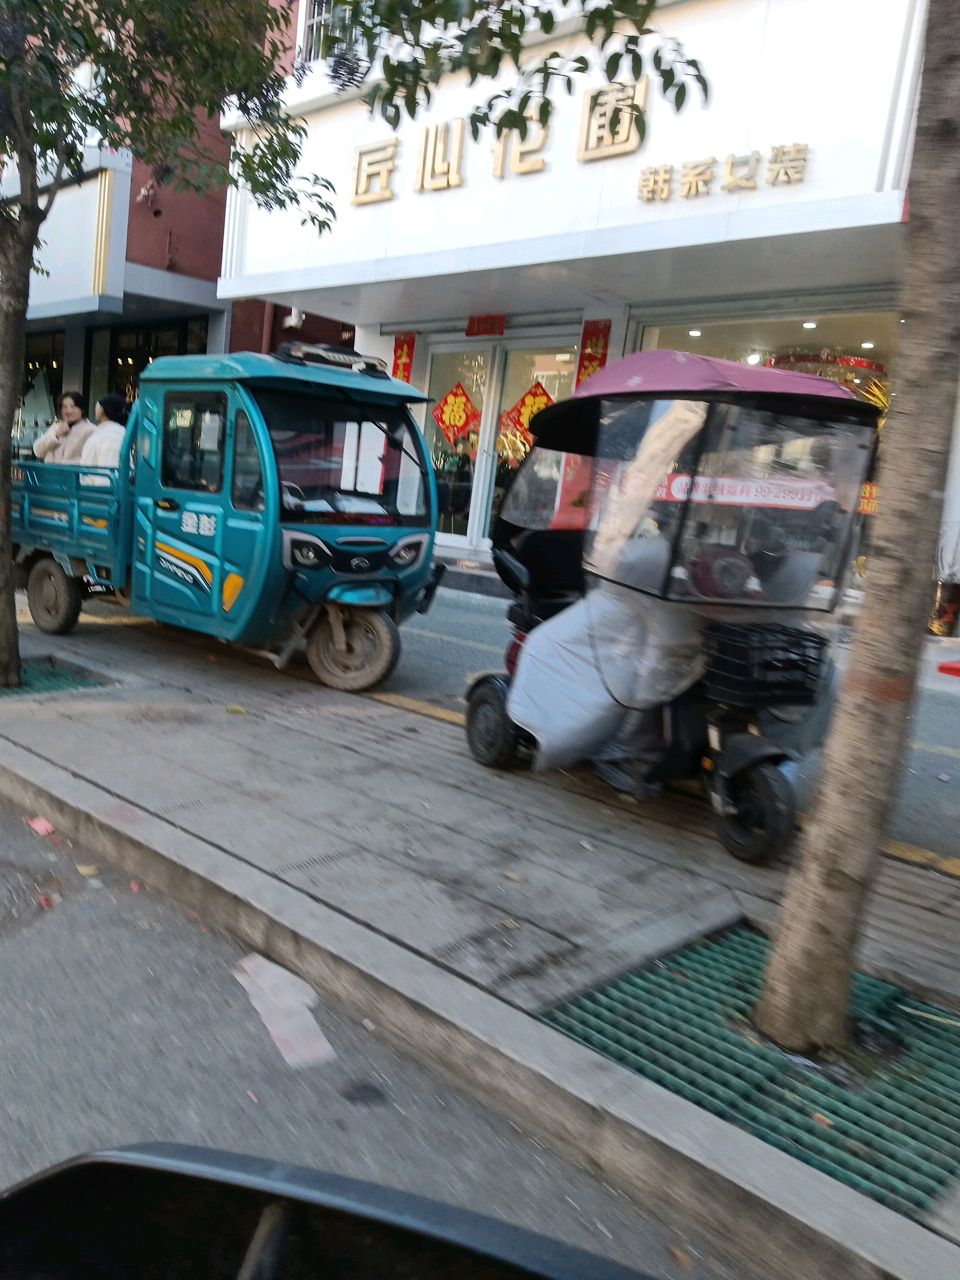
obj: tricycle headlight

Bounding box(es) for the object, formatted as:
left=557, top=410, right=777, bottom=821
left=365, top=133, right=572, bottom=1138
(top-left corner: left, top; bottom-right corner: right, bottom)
left=291, top=540, right=328, bottom=568
left=389, top=539, right=424, bottom=569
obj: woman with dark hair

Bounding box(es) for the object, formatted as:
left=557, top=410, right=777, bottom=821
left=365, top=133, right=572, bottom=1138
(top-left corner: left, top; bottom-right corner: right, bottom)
left=33, top=390, right=95, bottom=463
left=81, top=393, right=129, bottom=468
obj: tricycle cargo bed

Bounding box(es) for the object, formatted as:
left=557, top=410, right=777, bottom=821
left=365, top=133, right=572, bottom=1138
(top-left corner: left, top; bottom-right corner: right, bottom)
left=12, top=461, right=125, bottom=583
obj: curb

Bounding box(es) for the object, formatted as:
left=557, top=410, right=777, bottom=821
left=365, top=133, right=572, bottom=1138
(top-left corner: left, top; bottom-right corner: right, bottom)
left=0, top=735, right=957, bottom=1280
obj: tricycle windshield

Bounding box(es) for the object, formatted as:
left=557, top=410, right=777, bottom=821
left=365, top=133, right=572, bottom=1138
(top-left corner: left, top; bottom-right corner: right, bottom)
left=252, top=389, right=429, bottom=527
left=585, top=396, right=875, bottom=610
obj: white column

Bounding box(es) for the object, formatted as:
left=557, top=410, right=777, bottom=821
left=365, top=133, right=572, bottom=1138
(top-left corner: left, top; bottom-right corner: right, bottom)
left=62, top=323, right=86, bottom=394
left=354, top=325, right=394, bottom=368
left=206, top=307, right=232, bottom=354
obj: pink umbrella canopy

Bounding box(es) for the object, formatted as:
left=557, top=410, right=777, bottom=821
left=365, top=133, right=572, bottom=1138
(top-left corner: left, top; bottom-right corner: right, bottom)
left=576, top=349, right=856, bottom=401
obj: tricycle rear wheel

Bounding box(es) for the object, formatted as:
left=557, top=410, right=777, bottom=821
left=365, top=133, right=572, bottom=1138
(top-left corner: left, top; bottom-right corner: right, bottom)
left=715, top=762, right=794, bottom=864
left=27, top=558, right=83, bottom=635
left=307, top=608, right=400, bottom=692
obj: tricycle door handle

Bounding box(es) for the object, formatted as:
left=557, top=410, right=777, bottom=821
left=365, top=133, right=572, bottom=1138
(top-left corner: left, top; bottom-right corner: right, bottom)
left=156, top=498, right=180, bottom=512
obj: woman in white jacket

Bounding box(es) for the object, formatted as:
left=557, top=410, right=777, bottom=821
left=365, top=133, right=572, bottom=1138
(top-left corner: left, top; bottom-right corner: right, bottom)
left=33, top=391, right=95, bottom=463
left=81, top=393, right=129, bottom=468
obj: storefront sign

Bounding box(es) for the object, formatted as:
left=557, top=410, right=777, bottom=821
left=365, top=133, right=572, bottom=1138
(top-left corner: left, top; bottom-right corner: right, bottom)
left=349, top=85, right=810, bottom=204
left=499, top=381, right=554, bottom=446
left=391, top=332, right=416, bottom=382
left=433, top=383, right=481, bottom=444
left=466, top=314, right=506, bottom=337
left=575, top=319, right=612, bottom=386
left=639, top=144, right=808, bottom=205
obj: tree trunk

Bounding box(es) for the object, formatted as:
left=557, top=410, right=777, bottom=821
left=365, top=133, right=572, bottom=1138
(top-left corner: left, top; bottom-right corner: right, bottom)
left=0, top=233, right=36, bottom=688
left=755, top=0, right=960, bottom=1054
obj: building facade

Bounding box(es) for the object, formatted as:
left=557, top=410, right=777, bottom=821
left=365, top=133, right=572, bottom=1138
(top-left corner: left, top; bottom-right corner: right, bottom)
left=14, top=136, right=233, bottom=448
left=220, top=0, right=941, bottom=578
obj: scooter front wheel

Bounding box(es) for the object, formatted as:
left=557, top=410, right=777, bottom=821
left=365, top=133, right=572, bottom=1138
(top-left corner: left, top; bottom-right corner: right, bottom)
left=307, top=609, right=400, bottom=692
left=716, top=763, right=795, bottom=865
left=466, top=679, right=519, bottom=770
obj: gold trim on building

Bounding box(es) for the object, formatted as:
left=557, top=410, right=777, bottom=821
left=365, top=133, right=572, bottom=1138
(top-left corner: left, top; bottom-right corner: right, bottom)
left=91, top=169, right=114, bottom=295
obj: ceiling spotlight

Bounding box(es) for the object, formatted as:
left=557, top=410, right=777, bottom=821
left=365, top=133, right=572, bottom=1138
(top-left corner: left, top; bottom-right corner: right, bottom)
left=688, top=329, right=702, bottom=338
left=853, top=378, right=861, bottom=384
left=861, top=341, right=875, bottom=350
left=746, top=353, right=762, bottom=365
left=802, top=321, right=817, bottom=330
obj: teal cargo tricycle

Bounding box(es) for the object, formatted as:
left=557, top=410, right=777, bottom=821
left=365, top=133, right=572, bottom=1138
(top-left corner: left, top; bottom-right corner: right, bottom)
left=12, top=344, right=443, bottom=691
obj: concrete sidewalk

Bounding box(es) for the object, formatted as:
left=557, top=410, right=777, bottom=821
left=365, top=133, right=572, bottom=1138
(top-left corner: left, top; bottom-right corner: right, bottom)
left=3, top=605, right=960, bottom=1280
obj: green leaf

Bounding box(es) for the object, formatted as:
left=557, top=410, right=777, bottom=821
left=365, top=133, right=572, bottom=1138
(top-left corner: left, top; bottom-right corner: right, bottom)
left=674, top=81, right=686, bottom=111
left=605, top=52, right=621, bottom=82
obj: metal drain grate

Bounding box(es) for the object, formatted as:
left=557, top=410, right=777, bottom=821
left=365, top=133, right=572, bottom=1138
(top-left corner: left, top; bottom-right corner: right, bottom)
left=0, top=661, right=106, bottom=698
left=543, top=925, right=960, bottom=1218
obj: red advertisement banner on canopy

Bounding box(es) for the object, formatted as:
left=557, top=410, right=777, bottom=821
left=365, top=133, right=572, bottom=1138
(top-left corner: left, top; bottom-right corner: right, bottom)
left=465, top=314, right=506, bottom=337
left=575, top=319, right=612, bottom=386
left=433, top=383, right=481, bottom=445
left=391, top=332, right=416, bottom=382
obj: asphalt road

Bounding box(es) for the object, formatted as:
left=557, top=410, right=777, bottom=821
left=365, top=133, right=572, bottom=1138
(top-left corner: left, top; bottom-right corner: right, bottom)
left=392, top=589, right=960, bottom=861
left=0, top=793, right=758, bottom=1280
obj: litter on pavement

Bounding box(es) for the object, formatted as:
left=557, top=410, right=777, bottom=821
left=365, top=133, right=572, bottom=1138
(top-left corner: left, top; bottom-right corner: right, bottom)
left=25, top=816, right=55, bottom=837
left=233, top=953, right=336, bottom=1070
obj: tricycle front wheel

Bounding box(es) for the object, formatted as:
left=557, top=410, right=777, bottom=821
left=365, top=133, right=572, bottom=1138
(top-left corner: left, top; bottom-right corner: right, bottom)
left=715, top=763, right=795, bottom=865
left=27, top=558, right=83, bottom=635
left=307, top=608, right=400, bottom=692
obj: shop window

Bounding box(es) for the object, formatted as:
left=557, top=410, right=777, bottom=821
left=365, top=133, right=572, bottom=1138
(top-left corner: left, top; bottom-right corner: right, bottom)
left=639, top=310, right=899, bottom=413
left=232, top=410, right=264, bottom=511
left=162, top=392, right=226, bottom=492
left=17, top=331, right=65, bottom=454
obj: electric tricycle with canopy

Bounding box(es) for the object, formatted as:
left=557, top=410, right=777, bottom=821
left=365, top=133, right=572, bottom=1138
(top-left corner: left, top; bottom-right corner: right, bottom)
left=465, top=351, right=878, bottom=863
left=12, top=343, right=443, bottom=691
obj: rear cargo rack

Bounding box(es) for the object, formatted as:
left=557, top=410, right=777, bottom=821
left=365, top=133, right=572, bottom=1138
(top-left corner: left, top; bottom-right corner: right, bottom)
left=274, top=341, right=390, bottom=379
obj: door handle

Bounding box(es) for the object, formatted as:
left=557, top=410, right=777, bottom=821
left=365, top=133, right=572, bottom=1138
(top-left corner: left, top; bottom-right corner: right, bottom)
left=156, top=498, right=180, bottom=512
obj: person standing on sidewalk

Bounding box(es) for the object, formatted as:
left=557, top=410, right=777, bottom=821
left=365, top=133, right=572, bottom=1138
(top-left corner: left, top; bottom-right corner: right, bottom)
left=33, top=391, right=95, bottom=464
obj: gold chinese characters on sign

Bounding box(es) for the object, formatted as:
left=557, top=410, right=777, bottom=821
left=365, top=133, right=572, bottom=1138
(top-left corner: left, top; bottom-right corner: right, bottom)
left=351, top=139, right=399, bottom=205
left=493, top=116, right=548, bottom=179
left=577, top=80, right=648, bottom=162
left=639, top=143, right=808, bottom=204
left=349, top=83, right=811, bottom=206
left=415, top=119, right=465, bottom=192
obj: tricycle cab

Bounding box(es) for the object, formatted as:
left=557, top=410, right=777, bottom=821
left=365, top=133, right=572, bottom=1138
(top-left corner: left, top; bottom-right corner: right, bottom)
left=12, top=344, right=441, bottom=690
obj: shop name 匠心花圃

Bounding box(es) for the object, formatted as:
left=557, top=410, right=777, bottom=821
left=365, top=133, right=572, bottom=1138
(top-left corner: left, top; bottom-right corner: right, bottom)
left=350, top=80, right=809, bottom=206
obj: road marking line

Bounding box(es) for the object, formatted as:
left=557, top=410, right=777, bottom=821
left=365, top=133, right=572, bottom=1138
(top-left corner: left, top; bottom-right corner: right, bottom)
left=366, top=691, right=467, bottom=724
left=909, top=740, right=960, bottom=760
left=404, top=627, right=504, bottom=655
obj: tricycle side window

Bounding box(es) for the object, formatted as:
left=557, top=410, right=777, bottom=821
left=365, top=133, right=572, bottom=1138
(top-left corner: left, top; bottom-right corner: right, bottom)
left=232, top=410, right=264, bottom=512
left=162, top=392, right=226, bottom=493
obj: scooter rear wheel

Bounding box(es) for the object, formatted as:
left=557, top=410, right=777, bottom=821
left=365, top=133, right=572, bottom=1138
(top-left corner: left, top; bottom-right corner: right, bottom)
left=466, top=679, right=519, bottom=770
left=716, top=763, right=795, bottom=864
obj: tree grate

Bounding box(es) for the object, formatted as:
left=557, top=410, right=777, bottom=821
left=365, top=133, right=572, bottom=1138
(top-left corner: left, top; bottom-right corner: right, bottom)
left=0, top=660, right=107, bottom=698
left=542, top=924, right=960, bottom=1219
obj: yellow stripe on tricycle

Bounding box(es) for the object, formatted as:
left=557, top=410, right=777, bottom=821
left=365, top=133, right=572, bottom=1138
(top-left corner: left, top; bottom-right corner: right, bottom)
left=155, top=542, right=213, bottom=586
